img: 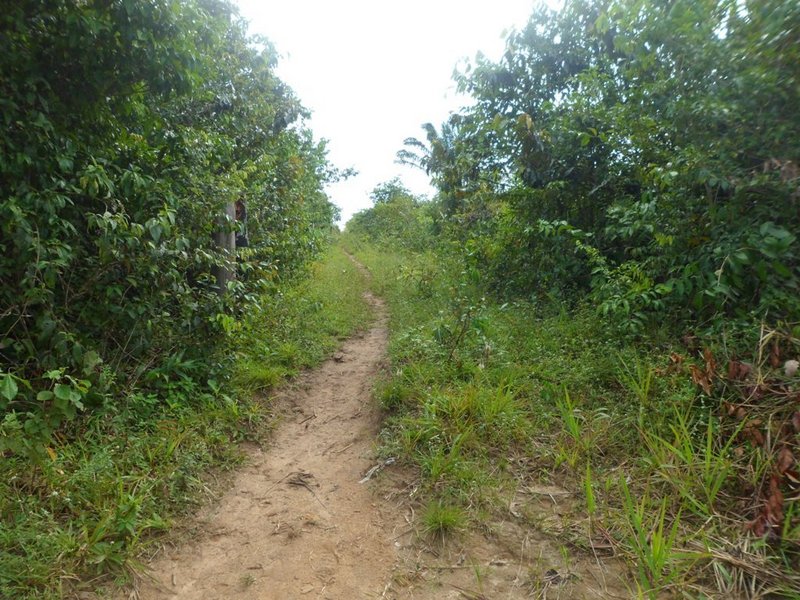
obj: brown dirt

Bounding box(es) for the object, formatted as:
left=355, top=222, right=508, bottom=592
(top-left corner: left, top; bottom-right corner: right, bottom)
left=129, top=266, right=631, bottom=599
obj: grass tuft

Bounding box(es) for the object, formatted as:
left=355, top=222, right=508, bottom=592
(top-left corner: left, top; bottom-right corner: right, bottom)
left=422, top=500, right=466, bottom=541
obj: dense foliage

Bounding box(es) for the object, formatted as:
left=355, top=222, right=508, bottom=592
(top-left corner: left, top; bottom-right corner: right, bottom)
left=0, top=0, right=337, bottom=457
left=346, top=178, right=434, bottom=251
left=400, top=0, right=799, bottom=337
left=346, top=0, right=799, bottom=595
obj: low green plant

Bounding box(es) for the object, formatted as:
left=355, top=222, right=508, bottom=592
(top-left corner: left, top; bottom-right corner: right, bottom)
left=584, top=463, right=597, bottom=519
left=422, top=500, right=466, bottom=541
left=233, top=361, right=286, bottom=393
left=555, top=387, right=581, bottom=442
left=616, top=354, right=655, bottom=428
left=377, top=378, right=415, bottom=412
left=643, top=407, right=743, bottom=518
left=618, top=477, right=687, bottom=598
left=419, top=441, right=470, bottom=484
left=552, top=387, right=588, bottom=469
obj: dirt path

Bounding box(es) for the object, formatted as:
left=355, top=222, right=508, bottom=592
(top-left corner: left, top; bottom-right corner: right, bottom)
left=135, top=289, right=405, bottom=599
left=132, top=267, right=629, bottom=599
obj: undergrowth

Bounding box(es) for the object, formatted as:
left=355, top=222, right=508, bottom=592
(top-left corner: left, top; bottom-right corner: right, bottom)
left=233, top=245, right=372, bottom=392
left=346, top=238, right=800, bottom=598
left=0, top=245, right=370, bottom=599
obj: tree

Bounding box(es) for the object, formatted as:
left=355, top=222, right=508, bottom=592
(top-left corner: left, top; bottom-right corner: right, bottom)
left=0, top=0, right=337, bottom=455
left=347, top=180, right=432, bottom=251
left=370, top=178, right=416, bottom=205
left=408, top=0, right=799, bottom=327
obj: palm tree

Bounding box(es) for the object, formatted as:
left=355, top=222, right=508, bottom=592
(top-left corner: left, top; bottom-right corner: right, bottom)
left=397, top=118, right=468, bottom=215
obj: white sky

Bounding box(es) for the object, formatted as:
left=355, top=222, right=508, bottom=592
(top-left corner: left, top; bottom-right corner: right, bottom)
left=235, top=0, right=542, bottom=223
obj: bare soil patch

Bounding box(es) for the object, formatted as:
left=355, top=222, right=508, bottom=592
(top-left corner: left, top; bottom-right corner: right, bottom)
left=133, top=291, right=401, bottom=599
left=376, top=471, right=630, bottom=599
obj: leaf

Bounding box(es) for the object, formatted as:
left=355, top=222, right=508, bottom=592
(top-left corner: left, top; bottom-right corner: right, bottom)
left=82, top=350, right=103, bottom=374
left=773, top=262, right=791, bottom=278
left=57, top=156, right=73, bottom=172
left=54, top=383, right=73, bottom=401
left=744, top=423, right=765, bottom=447
left=765, top=473, right=784, bottom=528
left=0, top=375, right=18, bottom=401
left=703, top=348, right=717, bottom=379
left=776, top=447, right=795, bottom=475
left=669, top=352, right=684, bottom=366
left=733, top=250, right=750, bottom=264
left=769, top=342, right=781, bottom=368
left=149, top=223, right=162, bottom=243
left=726, top=360, right=751, bottom=381
left=689, top=364, right=712, bottom=395
left=748, top=515, right=767, bottom=537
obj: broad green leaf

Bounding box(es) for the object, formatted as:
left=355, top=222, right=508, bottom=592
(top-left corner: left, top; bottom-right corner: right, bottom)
left=54, top=383, right=73, bottom=401
left=1, top=375, right=18, bottom=402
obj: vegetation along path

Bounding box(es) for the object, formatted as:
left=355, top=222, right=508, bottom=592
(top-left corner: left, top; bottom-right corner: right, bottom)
left=133, top=258, right=626, bottom=600
left=4, top=1, right=798, bottom=598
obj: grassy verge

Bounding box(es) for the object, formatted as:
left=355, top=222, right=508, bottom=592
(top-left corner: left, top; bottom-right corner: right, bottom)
left=345, top=239, right=800, bottom=598
left=0, top=244, right=371, bottom=599
left=232, top=243, right=372, bottom=393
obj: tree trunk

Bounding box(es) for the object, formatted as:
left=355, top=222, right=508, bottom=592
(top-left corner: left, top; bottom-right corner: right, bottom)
left=212, top=202, right=236, bottom=295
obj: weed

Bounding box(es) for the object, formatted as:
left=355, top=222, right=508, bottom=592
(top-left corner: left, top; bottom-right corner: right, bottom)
left=555, top=387, right=581, bottom=443
left=618, top=477, right=686, bottom=598
left=422, top=500, right=466, bottom=541
left=616, top=354, right=655, bottom=428
left=643, top=407, right=743, bottom=518
left=377, top=378, right=415, bottom=412
left=584, top=463, right=597, bottom=518
left=232, top=361, right=285, bottom=393
left=552, top=386, right=590, bottom=469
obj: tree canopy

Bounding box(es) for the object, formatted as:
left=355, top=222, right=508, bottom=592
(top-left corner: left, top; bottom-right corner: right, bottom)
left=392, top=0, right=798, bottom=336
left=0, top=0, right=337, bottom=456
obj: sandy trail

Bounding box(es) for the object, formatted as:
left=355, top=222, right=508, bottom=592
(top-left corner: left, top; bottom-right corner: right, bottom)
left=137, top=289, right=404, bottom=599
left=133, top=264, right=629, bottom=599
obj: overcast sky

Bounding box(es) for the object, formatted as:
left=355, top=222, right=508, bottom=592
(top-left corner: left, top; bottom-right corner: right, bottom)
left=235, top=0, right=544, bottom=223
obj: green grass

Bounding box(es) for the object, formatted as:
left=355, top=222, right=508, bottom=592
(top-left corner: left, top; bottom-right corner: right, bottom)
left=422, top=500, right=467, bottom=541
left=344, top=237, right=800, bottom=598
left=618, top=477, right=688, bottom=598
left=232, top=244, right=372, bottom=389
left=0, top=244, right=371, bottom=599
